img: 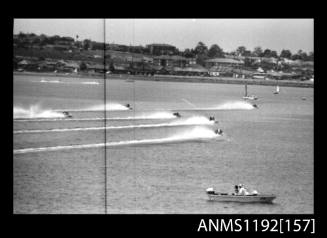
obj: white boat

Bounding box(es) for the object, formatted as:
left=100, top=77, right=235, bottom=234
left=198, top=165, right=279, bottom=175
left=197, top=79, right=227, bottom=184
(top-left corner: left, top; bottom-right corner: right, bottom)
left=206, top=187, right=276, bottom=203
left=242, top=83, right=258, bottom=100
left=207, top=193, right=276, bottom=203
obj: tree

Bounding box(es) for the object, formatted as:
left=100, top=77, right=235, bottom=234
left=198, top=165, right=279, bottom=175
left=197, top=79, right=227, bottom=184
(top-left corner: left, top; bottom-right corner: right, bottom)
left=236, top=46, right=246, bottom=56
left=207, top=44, right=224, bottom=58
left=83, top=39, right=92, bottom=51
left=253, top=46, right=263, bottom=57
left=109, top=61, right=115, bottom=72
left=183, top=48, right=194, bottom=58
left=270, top=50, right=278, bottom=58
left=194, top=42, right=208, bottom=55
left=263, top=49, right=272, bottom=58
left=280, top=49, right=292, bottom=59
left=307, top=52, right=314, bottom=61
left=18, top=32, right=27, bottom=39
left=79, top=61, right=87, bottom=71
left=196, top=54, right=208, bottom=67
left=291, top=50, right=308, bottom=61
left=244, top=58, right=255, bottom=68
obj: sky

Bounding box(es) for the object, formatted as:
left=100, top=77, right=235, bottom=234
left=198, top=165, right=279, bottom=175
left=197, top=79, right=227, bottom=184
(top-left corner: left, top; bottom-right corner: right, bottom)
left=14, top=19, right=314, bottom=54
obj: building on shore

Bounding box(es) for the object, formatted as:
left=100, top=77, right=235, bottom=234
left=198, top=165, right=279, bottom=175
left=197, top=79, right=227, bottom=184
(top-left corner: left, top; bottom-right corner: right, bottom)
left=153, top=55, right=196, bottom=67
left=146, top=43, right=177, bottom=55
left=205, top=58, right=244, bottom=68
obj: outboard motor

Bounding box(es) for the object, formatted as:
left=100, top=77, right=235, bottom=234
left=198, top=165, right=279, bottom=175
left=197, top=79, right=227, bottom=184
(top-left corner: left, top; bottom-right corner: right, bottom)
left=173, top=112, right=181, bottom=118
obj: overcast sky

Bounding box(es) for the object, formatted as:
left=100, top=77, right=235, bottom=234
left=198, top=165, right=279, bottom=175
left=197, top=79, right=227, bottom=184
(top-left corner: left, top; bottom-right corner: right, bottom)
left=14, top=19, right=314, bottom=54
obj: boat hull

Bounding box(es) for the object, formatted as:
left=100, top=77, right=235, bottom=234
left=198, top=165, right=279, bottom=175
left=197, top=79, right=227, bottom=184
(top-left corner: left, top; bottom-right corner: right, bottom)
left=207, top=194, right=276, bottom=203
left=243, top=96, right=258, bottom=100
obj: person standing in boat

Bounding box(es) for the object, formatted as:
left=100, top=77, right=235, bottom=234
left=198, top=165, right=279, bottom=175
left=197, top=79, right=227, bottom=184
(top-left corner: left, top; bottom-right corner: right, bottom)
left=237, top=184, right=249, bottom=195
left=233, top=185, right=239, bottom=195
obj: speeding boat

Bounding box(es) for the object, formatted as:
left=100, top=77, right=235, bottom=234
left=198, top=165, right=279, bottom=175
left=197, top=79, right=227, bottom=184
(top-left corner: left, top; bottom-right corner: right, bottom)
left=209, top=116, right=218, bottom=124
left=173, top=112, right=181, bottom=118
left=214, top=129, right=223, bottom=135
left=243, top=83, right=258, bottom=100
left=252, top=104, right=258, bottom=109
left=125, top=104, right=133, bottom=110
left=62, top=111, right=72, bottom=118
left=206, top=188, right=276, bottom=203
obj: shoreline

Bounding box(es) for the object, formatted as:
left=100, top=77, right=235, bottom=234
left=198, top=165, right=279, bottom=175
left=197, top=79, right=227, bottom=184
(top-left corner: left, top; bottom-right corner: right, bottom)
left=14, top=71, right=314, bottom=88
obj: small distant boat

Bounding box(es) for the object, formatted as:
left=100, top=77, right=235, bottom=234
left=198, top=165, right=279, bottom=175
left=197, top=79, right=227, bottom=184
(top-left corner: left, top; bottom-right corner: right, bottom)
left=273, top=85, right=280, bottom=94
left=243, top=83, right=258, bottom=100
left=206, top=187, right=276, bottom=203
left=173, top=112, right=181, bottom=118
left=62, top=111, right=72, bottom=118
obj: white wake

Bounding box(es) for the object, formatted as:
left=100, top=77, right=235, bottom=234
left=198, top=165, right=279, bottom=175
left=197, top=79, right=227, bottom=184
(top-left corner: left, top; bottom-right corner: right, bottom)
left=14, top=127, right=220, bottom=154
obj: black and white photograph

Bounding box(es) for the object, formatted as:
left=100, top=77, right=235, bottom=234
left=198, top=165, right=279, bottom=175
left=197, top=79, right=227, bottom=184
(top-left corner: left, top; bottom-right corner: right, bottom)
left=13, top=19, right=314, bottom=215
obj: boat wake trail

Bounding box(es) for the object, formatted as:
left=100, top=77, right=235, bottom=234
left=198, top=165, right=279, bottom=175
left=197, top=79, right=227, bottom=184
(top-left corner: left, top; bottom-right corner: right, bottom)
left=40, top=79, right=61, bottom=83
left=214, top=101, right=255, bottom=110
left=14, top=116, right=215, bottom=134
left=39, top=80, right=99, bottom=85
left=14, top=111, right=178, bottom=122
left=14, top=105, right=65, bottom=119
left=59, top=103, right=130, bottom=112
left=186, top=101, right=255, bottom=111
left=81, top=82, right=100, bottom=85
left=14, top=127, right=220, bottom=154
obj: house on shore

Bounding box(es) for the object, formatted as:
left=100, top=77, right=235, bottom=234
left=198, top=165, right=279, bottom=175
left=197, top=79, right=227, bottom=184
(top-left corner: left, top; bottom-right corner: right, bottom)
left=172, top=64, right=208, bottom=76
left=205, top=58, right=244, bottom=68
left=153, top=55, right=196, bottom=68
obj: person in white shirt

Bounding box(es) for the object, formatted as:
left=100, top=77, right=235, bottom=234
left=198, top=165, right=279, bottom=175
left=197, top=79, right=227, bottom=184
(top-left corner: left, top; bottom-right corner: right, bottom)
left=237, top=184, right=249, bottom=195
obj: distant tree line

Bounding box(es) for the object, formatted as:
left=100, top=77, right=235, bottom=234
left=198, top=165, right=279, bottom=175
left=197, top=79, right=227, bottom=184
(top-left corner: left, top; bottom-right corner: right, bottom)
left=14, top=32, right=314, bottom=63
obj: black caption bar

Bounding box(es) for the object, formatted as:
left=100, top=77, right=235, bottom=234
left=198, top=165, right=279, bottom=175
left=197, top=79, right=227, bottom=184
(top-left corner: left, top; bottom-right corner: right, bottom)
left=10, top=214, right=319, bottom=236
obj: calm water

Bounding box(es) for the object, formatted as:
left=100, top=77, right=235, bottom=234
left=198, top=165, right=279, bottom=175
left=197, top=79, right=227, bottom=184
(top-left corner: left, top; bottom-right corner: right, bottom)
left=13, top=74, right=313, bottom=214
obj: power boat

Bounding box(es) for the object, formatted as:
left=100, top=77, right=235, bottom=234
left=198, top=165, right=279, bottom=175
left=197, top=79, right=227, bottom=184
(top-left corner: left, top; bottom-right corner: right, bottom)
left=206, top=187, right=276, bottom=203
left=209, top=116, right=218, bottom=124
left=214, top=129, right=223, bottom=135
left=62, top=111, right=72, bottom=118
left=125, top=104, right=133, bottom=110
left=252, top=104, right=258, bottom=109
left=243, top=83, right=258, bottom=100
left=173, top=112, right=181, bottom=118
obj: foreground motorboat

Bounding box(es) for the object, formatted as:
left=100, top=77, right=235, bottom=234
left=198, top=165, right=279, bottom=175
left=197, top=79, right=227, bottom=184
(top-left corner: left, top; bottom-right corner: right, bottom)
left=206, top=188, right=276, bottom=203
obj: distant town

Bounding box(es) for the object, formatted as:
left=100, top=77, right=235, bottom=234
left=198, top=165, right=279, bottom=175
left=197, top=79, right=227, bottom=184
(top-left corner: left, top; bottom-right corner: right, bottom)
left=13, top=32, right=314, bottom=81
